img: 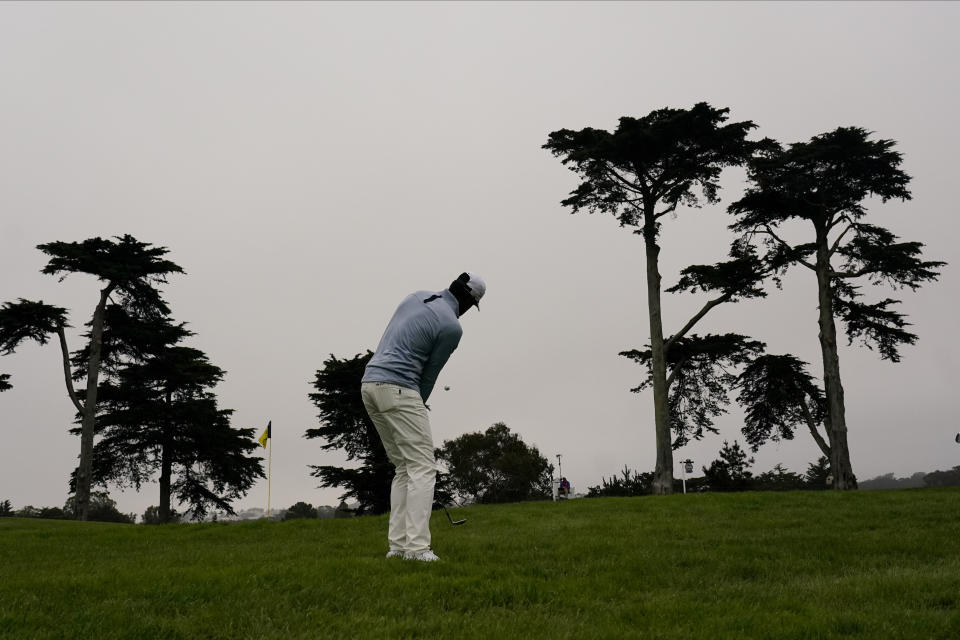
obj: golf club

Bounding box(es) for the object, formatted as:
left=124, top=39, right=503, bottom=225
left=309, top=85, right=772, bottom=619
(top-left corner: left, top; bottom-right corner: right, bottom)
left=955, top=433, right=959, bottom=444
left=438, top=503, right=466, bottom=526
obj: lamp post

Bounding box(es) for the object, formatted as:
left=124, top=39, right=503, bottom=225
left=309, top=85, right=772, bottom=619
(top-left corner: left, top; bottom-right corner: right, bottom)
left=555, top=454, right=563, bottom=501
left=680, top=459, right=694, bottom=494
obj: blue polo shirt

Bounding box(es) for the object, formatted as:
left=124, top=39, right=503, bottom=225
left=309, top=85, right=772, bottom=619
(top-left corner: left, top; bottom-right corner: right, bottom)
left=362, top=289, right=463, bottom=402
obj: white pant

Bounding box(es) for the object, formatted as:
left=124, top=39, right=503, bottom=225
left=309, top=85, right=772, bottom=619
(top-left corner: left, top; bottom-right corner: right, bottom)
left=361, top=382, right=437, bottom=554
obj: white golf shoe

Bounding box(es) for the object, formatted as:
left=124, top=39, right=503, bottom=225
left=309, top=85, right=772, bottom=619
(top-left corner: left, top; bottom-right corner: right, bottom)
left=385, top=550, right=404, bottom=559
left=404, top=549, right=440, bottom=562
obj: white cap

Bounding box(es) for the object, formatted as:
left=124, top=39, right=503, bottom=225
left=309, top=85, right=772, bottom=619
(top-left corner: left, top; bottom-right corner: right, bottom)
left=464, top=272, right=486, bottom=306
left=452, top=272, right=486, bottom=308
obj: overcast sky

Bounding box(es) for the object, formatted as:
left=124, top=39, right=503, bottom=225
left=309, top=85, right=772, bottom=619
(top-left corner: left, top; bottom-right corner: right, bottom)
left=1, top=2, right=957, bottom=518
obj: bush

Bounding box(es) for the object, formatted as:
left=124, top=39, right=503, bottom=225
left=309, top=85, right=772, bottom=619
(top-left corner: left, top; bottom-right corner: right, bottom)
left=64, top=492, right=135, bottom=524
left=283, top=501, right=318, bottom=520
left=753, top=464, right=806, bottom=491
left=587, top=467, right=653, bottom=497
left=142, top=506, right=182, bottom=525
left=924, top=466, right=960, bottom=488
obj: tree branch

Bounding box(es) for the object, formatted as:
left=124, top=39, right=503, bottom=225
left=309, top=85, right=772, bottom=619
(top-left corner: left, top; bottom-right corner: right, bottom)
left=665, top=293, right=730, bottom=354
left=828, top=220, right=855, bottom=257
left=761, top=225, right=816, bottom=271
left=603, top=166, right=644, bottom=195
left=833, top=266, right=876, bottom=280
left=665, top=356, right=690, bottom=390
left=57, top=325, right=84, bottom=415
left=825, top=208, right=850, bottom=231
left=655, top=202, right=678, bottom=219
left=800, top=402, right=830, bottom=458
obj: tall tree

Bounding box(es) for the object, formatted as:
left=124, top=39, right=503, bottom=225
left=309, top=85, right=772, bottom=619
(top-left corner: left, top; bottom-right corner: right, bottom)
left=0, top=235, right=183, bottom=519
left=729, top=127, right=945, bottom=489
left=544, top=103, right=764, bottom=493
left=436, top=422, right=553, bottom=504
left=306, top=352, right=393, bottom=515
left=81, top=307, right=263, bottom=522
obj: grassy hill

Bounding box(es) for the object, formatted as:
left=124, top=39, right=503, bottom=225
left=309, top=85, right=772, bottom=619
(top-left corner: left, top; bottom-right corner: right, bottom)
left=2, top=489, right=959, bottom=639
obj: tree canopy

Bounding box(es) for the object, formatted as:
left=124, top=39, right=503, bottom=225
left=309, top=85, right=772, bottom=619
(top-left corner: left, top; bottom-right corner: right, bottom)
left=436, top=422, right=553, bottom=504
left=544, top=102, right=759, bottom=226
left=735, top=354, right=828, bottom=456
left=306, top=352, right=392, bottom=515
left=621, top=333, right=765, bottom=449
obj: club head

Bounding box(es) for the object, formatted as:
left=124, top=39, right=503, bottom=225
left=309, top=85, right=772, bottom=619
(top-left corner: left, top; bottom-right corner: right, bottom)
left=440, top=504, right=466, bottom=526
left=955, top=433, right=959, bottom=444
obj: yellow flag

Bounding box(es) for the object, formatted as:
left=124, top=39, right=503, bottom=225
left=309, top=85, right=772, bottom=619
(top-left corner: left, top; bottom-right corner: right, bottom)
left=258, top=421, right=271, bottom=448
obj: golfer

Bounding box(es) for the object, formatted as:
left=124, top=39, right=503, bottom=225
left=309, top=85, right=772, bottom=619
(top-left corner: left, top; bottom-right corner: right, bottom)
left=361, top=272, right=485, bottom=562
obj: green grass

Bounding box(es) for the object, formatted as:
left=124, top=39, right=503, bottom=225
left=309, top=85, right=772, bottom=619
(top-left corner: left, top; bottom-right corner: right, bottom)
left=2, top=489, right=959, bottom=639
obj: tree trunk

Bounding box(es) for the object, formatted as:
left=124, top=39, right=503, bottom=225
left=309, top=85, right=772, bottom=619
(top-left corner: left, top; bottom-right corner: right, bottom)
left=75, top=285, right=113, bottom=520
left=814, top=230, right=857, bottom=490
left=644, top=215, right=673, bottom=495
left=159, top=392, right=173, bottom=523
left=159, top=439, right=172, bottom=524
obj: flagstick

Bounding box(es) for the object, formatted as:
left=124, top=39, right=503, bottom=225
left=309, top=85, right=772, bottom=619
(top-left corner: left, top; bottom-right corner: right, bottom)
left=267, top=435, right=272, bottom=519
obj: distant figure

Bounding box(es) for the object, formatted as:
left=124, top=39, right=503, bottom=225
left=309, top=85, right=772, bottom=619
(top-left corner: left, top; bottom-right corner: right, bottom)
left=559, top=476, right=571, bottom=498
left=361, top=272, right=486, bottom=563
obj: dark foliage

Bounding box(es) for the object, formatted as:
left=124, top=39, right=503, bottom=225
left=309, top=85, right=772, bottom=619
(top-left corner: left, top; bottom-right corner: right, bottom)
left=2, top=235, right=186, bottom=519
left=924, top=467, right=960, bottom=488
left=284, top=501, right=318, bottom=520
left=729, top=127, right=945, bottom=363
left=38, top=235, right=183, bottom=317
left=63, top=491, right=134, bottom=524
left=544, top=102, right=760, bottom=228
left=142, top=505, right=181, bottom=525
left=77, top=306, right=263, bottom=522
left=702, top=440, right=755, bottom=492
left=859, top=472, right=927, bottom=490
left=621, top=334, right=765, bottom=448
left=436, top=422, right=553, bottom=504
left=803, top=457, right=832, bottom=489
left=752, top=464, right=806, bottom=491
left=0, top=299, right=70, bottom=355
left=668, top=242, right=772, bottom=302
left=736, top=354, right=827, bottom=453
left=306, top=352, right=392, bottom=516
left=586, top=467, right=654, bottom=497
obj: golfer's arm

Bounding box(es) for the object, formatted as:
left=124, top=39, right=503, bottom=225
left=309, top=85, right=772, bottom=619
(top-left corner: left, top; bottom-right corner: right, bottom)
left=420, top=331, right=461, bottom=403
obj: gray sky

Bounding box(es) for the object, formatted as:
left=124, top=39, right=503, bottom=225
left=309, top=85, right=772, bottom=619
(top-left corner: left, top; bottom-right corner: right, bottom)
left=2, top=2, right=957, bottom=518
